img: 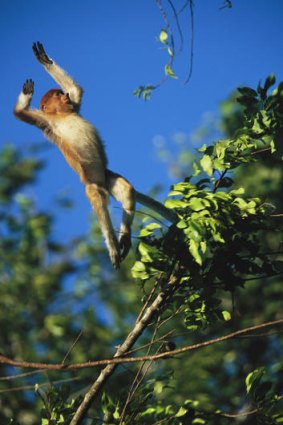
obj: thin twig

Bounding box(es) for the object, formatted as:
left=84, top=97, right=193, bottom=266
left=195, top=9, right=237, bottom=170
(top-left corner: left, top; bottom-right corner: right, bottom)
left=213, top=168, right=228, bottom=193
left=156, top=0, right=175, bottom=53
left=167, top=0, right=184, bottom=51
left=218, top=409, right=257, bottom=418
left=119, top=317, right=163, bottom=424
left=0, top=376, right=81, bottom=394
left=136, top=280, right=159, bottom=323
left=154, top=0, right=175, bottom=89
left=62, top=330, right=83, bottom=365
left=124, top=329, right=175, bottom=355
left=178, top=1, right=190, bottom=15
left=0, top=369, right=45, bottom=381
left=184, top=0, right=194, bottom=84
left=251, top=147, right=272, bottom=155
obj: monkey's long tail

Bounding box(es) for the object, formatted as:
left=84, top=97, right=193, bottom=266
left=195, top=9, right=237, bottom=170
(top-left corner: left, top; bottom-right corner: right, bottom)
left=135, top=191, right=178, bottom=224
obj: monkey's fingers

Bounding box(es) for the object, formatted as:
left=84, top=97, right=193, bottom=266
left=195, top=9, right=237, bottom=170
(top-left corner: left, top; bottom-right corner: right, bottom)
left=22, top=79, right=34, bottom=95
left=32, top=41, right=53, bottom=65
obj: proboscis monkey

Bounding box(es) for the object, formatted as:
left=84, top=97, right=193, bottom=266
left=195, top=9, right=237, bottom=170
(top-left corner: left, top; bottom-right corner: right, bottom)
left=14, top=42, right=177, bottom=268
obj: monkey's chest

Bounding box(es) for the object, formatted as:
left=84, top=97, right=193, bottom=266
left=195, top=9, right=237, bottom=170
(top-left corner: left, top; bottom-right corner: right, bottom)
left=52, top=116, right=106, bottom=165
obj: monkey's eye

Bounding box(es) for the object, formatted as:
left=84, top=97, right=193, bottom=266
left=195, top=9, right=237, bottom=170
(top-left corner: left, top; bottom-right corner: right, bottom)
left=54, top=91, right=63, bottom=97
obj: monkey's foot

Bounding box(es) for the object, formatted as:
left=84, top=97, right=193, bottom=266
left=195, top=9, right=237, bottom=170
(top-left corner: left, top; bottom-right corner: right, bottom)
left=119, top=232, right=131, bottom=261
left=109, top=248, right=121, bottom=269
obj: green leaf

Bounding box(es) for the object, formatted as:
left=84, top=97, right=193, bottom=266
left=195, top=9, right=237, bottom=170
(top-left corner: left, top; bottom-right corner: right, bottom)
left=198, top=144, right=207, bottom=152
left=159, top=29, right=168, bottom=44
left=140, top=407, right=157, bottom=416
left=175, top=406, right=188, bottom=417
left=188, top=197, right=210, bottom=211
left=113, top=406, right=120, bottom=419
left=200, top=155, right=213, bottom=176
left=263, top=73, right=276, bottom=92
left=165, top=199, right=187, bottom=209
left=177, top=219, right=188, bottom=229
left=154, top=381, right=164, bottom=394
left=230, top=187, right=245, bottom=195
left=246, top=368, right=265, bottom=394
left=200, top=241, right=207, bottom=254
left=140, top=222, right=162, bottom=237
left=138, top=241, right=160, bottom=262
left=131, top=261, right=149, bottom=280
left=222, top=310, right=231, bottom=321
left=165, top=64, right=177, bottom=79
left=237, top=86, right=258, bottom=97
left=270, top=140, right=276, bottom=153
left=189, top=239, right=202, bottom=265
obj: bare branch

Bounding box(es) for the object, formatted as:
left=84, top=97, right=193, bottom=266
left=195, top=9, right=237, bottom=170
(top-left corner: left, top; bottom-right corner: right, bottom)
left=0, top=319, right=281, bottom=371
left=69, top=284, right=170, bottom=425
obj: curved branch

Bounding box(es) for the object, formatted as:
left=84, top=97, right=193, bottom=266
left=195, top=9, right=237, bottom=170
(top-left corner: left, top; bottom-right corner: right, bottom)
left=0, top=319, right=281, bottom=371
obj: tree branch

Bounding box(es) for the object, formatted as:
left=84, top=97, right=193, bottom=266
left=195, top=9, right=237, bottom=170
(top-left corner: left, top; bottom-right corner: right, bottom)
left=0, top=320, right=281, bottom=371
left=69, top=274, right=177, bottom=425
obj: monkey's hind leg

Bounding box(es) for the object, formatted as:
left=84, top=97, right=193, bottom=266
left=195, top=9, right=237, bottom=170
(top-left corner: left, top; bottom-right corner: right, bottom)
left=106, top=170, right=136, bottom=260
left=85, top=183, right=120, bottom=268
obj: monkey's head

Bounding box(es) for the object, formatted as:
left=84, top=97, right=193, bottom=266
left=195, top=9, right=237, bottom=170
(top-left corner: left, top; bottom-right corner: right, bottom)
left=40, top=89, right=74, bottom=114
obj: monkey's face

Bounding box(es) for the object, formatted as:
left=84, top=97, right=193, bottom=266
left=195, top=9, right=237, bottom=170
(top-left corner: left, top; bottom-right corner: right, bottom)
left=40, top=89, right=74, bottom=114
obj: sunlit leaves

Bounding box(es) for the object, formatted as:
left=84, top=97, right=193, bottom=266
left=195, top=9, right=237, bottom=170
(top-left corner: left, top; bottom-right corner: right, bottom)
left=245, top=368, right=283, bottom=424
left=134, top=25, right=178, bottom=100
left=132, top=75, right=282, bottom=297
left=133, top=85, right=156, bottom=101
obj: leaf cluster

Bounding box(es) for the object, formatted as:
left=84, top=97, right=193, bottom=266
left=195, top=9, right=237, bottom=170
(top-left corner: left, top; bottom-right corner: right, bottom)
left=132, top=77, right=283, bottom=331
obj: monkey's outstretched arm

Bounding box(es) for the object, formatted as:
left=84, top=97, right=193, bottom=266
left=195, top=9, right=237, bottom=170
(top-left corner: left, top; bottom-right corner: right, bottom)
left=32, top=42, right=83, bottom=109
left=14, top=79, right=50, bottom=128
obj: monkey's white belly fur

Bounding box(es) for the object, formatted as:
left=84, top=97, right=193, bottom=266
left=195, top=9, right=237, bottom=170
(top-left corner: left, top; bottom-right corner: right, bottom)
left=52, top=114, right=106, bottom=165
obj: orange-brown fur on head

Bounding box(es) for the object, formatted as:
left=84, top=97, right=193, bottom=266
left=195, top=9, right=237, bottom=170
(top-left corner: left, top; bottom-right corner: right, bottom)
left=40, top=89, right=74, bottom=114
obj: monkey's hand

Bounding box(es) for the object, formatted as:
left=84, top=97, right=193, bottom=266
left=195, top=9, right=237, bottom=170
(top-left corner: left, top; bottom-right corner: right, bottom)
left=22, top=79, right=34, bottom=96
left=32, top=42, right=53, bottom=65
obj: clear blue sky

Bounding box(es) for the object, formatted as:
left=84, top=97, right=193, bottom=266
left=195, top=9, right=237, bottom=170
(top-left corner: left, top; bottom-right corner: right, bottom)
left=0, top=0, right=282, bottom=240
